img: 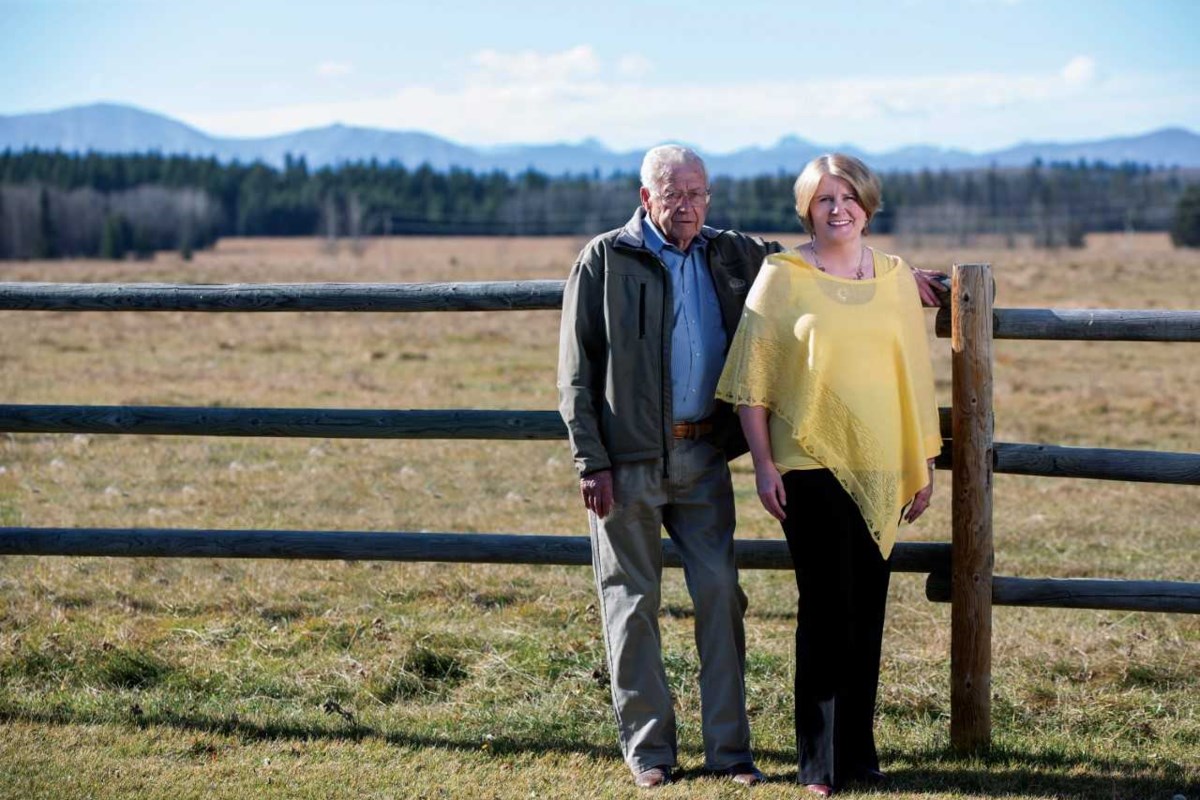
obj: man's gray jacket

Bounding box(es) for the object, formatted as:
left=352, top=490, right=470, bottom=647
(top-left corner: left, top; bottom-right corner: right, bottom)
left=557, top=207, right=783, bottom=477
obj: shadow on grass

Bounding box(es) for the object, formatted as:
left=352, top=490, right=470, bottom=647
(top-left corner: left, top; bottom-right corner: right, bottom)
left=852, top=744, right=1198, bottom=800
left=1, top=705, right=1194, bottom=799
left=0, top=702, right=618, bottom=762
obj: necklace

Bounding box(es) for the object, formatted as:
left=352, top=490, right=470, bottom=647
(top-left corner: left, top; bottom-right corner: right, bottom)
left=811, top=240, right=868, bottom=280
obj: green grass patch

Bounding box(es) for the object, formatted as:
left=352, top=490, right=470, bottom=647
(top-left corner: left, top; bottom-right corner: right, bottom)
left=368, top=644, right=469, bottom=704
left=2, top=640, right=175, bottom=690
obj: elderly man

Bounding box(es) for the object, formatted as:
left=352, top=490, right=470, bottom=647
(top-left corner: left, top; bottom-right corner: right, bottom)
left=557, top=144, right=939, bottom=788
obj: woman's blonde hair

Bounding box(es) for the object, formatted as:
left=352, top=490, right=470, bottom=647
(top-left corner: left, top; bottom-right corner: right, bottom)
left=793, top=153, right=883, bottom=234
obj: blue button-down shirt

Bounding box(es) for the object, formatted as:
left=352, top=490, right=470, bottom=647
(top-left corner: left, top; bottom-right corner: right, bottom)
left=642, top=217, right=727, bottom=422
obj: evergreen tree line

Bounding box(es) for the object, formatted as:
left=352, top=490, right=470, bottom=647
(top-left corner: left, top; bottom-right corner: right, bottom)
left=1172, top=184, right=1200, bottom=247
left=1, top=149, right=1196, bottom=259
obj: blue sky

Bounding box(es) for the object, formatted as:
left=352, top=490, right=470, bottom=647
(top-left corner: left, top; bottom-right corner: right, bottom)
left=3, top=0, right=1198, bottom=154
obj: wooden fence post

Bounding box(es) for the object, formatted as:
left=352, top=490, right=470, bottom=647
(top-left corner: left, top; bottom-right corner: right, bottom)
left=950, top=263, right=994, bottom=753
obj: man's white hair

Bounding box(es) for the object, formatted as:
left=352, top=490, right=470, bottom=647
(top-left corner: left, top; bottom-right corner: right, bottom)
left=640, top=144, right=708, bottom=194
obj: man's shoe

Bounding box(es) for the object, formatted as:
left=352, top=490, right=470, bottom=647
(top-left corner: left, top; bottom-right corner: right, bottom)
left=634, top=766, right=672, bottom=788
left=802, top=784, right=834, bottom=797
left=726, top=763, right=765, bottom=786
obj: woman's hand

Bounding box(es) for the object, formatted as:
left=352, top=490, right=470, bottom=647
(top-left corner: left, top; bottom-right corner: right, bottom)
left=755, top=462, right=788, bottom=522
left=904, top=460, right=935, bottom=523
left=911, top=266, right=950, bottom=307
left=737, top=404, right=787, bottom=521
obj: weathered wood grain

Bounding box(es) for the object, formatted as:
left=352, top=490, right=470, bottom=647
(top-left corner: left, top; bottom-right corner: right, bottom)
left=0, top=527, right=950, bottom=573
left=926, top=573, right=1200, bottom=614
left=937, top=440, right=1200, bottom=484
left=6, top=406, right=1194, bottom=486
left=993, top=442, right=1200, bottom=484
left=2, top=282, right=1194, bottom=341
left=950, top=263, right=994, bottom=754
left=6, top=406, right=946, bottom=440
left=0, top=281, right=565, bottom=312
left=936, top=307, right=1200, bottom=341
left=0, top=405, right=567, bottom=440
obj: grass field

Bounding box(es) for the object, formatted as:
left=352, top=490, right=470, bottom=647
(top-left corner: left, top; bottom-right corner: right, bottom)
left=0, top=232, right=1197, bottom=799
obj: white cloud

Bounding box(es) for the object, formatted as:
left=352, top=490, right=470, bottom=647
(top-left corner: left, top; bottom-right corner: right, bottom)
left=180, top=47, right=1194, bottom=153
left=1061, top=55, right=1097, bottom=86
left=316, top=61, right=353, bottom=77
left=617, top=53, right=653, bottom=79
left=471, top=45, right=599, bottom=84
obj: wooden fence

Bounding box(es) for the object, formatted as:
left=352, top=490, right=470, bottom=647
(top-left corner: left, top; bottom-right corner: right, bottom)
left=1, top=265, right=1198, bottom=754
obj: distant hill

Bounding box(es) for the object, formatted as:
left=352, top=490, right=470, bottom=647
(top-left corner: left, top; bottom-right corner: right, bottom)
left=1, top=103, right=222, bottom=155
left=3, top=102, right=1199, bottom=176
left=984, top=128, right=1200, bottom=169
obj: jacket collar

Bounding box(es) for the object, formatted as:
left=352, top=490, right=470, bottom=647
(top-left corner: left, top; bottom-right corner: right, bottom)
left=615, top=206, right=722, bottom=253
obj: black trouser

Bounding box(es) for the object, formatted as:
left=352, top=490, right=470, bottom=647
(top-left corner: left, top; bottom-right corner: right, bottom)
left=780, top=468, right=890, bottom=787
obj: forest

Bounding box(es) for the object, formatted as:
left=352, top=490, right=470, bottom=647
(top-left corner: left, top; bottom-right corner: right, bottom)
left=0, top=149, right=1195, bottom=259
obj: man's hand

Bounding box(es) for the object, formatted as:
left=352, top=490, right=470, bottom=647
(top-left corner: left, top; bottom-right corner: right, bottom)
left=580, top=469, right=614, bottom=518
left=911, top=267, right=950, bottom=308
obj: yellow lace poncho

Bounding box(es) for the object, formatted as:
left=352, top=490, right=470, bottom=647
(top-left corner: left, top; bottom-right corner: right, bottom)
left=716, top=249, right=942, bottom=558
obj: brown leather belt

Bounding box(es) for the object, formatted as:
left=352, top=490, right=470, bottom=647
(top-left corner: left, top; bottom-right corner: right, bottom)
left=672, top=421, right=713, bottom=440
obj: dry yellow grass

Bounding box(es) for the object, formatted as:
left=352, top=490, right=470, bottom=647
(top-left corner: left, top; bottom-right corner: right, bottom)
left=0, top=232, right=1197, bottom=799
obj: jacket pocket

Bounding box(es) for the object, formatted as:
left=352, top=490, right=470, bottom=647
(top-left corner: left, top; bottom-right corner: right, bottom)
left=638, top=283, right=646, bottom=339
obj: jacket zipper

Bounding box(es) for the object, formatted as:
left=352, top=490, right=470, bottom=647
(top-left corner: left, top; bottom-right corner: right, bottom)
left=659, top=258, right=670, bottom=479
left=638, top=284, right=646, bottom=339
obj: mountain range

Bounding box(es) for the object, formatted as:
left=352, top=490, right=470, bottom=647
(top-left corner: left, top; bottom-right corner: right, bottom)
left=3, top=103, right=1199, bottom=176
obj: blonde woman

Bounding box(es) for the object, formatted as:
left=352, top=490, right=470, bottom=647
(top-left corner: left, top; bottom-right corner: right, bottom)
left=716, top=154, right=941, bottom=796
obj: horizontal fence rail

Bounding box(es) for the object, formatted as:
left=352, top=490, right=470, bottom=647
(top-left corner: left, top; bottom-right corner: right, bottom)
left=0, top=405, right=567, bottom=441
left=2, top=282, right=1197, bottom=343
left=0, top=528, right=951, bottom=574
left=925, top=572, right=1200, bottom=614
left=936, top=307, right=1200, bottom=341
left=4, top=281, right=1197, bottom=344
left=991, top=442, right=1200, bottom=484
left=0, top=281, right=565, bottom=313
left=4, top=404, right=1197, bottom=485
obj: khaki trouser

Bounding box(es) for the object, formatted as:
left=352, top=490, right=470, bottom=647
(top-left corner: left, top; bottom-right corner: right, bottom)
left=588, top=437, right=752, bottom=774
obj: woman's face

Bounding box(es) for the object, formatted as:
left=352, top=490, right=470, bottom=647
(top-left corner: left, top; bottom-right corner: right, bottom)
left=808, top=173, right=867, bottom=245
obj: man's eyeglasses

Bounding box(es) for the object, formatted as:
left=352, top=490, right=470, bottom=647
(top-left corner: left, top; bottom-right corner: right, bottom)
left=656, top=188, right=710, bottom=207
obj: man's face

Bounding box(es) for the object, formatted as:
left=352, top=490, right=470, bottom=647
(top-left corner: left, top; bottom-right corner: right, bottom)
left=640, top=163, right=709, bottom=250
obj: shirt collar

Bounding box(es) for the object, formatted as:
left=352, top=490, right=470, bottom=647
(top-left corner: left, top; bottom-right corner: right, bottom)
left=641, top=215, right=709, bottom=258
